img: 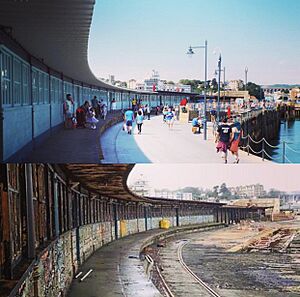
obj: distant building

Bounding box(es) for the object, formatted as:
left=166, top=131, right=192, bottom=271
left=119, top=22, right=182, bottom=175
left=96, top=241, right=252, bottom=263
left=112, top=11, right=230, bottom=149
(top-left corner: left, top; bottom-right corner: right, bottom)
left=229, top=184, right=266, bottom=198
left=129, top=175, right=150, bottom=196
left=232, top=197, right=280, bottom=217
left=128, top=79, right=137, bottom=90
left=280, top=193, right=300, bottom=212
left=108, top=75, right=115, bottom=85
left=228, top=80, right=244, bottom=91
left=153, top=190, right=193, bottom=200
left=291, top=88, right=300, bottom=100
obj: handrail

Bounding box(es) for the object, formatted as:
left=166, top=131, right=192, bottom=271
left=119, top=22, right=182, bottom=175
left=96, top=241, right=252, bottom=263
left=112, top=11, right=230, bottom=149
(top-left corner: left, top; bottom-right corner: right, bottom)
left=240, top=134, right=299, bottom=163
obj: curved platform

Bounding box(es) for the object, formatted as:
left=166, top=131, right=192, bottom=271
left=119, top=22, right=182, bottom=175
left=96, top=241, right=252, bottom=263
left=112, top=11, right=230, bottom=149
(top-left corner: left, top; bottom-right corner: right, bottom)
left=67, top=229, right=162, bottom=297
left=101, top=115, right=269, bottom=164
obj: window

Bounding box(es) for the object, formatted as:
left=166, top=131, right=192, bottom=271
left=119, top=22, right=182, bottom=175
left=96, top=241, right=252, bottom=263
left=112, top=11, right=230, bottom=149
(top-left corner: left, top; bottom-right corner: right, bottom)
left=22, top=64, right=30, bottom=105
left=1, top=50, right=12, bottom=106
left=32, top=69, right=38, bottom=104
left=43, top=73, right=49, bottom=104
left=13, top=58, right=22, bottom=105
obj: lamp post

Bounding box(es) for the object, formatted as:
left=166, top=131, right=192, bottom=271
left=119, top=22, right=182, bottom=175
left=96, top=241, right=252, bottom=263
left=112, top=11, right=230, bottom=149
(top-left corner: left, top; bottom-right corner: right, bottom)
left=245, top=66, right=248, bottom=91
left=217, top=54, right=222, bottom=123
left=215, top=66, right=226, bottom=113
left=186, top=40, right=208, bottom=140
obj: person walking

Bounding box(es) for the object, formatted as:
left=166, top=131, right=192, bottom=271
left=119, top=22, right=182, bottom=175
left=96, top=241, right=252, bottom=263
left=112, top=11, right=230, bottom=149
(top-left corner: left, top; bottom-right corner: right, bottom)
left=165, top=108, right=175, bottom=129
left=216, top=117, right=232, bottom=164
left=145, top=104, right=151, bottom=120
left=124, top=108, right=135, bottom=135
left=136, top=110, right=144, bottom=134
left=229, top=116, right=242, bottom=163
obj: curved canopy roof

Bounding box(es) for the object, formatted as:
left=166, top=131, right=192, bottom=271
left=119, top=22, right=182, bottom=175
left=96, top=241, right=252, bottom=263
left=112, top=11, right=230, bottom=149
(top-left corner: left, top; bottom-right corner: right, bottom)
left=62, top=164, right=226, bottom=209
left=0, top=0, right=132, bottom=92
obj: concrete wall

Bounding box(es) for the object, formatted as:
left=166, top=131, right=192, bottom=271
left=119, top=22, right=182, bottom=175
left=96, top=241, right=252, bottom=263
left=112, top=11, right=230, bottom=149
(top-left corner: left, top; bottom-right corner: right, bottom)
left=3, top=106, right=33, bottom=160
left=33, top=104, right=51, bottom=138
left=51, top=103, right=64, bottom=127
left=10, top=213, right=217, bottom=297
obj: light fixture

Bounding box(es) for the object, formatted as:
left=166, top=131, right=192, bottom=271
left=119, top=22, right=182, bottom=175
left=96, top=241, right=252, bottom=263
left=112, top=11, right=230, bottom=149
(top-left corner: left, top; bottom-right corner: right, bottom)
left=186, top=46, right=194, bottom=56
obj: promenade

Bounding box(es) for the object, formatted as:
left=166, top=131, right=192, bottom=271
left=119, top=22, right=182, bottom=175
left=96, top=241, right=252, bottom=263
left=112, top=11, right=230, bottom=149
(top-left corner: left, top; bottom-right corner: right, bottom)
left=101, top=115, right=268, bottom=164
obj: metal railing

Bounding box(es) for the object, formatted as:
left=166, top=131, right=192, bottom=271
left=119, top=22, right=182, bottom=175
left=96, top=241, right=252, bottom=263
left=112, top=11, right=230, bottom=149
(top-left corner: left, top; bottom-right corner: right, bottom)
left=240, top=134, right=300, bottom=163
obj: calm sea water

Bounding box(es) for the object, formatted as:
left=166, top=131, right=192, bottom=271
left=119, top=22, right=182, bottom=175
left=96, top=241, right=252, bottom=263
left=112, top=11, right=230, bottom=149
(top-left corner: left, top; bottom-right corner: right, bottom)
left=271, top=119, right=300, bottom=163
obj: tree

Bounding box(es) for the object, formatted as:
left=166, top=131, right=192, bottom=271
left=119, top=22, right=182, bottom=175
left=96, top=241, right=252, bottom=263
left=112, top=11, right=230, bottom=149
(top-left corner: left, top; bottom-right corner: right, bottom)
left=219, top=183, right=231, bottom=199
left=245, top=82, right=265, bottom=100
left=167, top=81, right=175, bottom=85
left=212, top=185, right=219, bottom=198
left=179, top=79, right=203, bottom=93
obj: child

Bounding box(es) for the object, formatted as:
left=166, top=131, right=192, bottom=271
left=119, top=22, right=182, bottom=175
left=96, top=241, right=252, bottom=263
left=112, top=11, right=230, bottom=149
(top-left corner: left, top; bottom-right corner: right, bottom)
left=86, top=107, right=99, bottom=129
left=136, top=110, right=144, bottom=134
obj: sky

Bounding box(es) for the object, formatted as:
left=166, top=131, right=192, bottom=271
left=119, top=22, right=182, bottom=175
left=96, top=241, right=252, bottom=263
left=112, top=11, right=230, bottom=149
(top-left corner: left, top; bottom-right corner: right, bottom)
left=88, top=0, right=300, bottom=85
left=128, top=164, right=300, bottom=192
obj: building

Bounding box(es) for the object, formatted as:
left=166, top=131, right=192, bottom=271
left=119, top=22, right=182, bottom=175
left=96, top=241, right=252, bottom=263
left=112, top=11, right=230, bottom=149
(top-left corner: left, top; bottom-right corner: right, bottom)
left=152, top=190, right=193, bottom=200
left=280, top=193, right=300, bottom=213
left=229, top=184, right=266, bottom=198
left=108, top=75, right=115, bottom=85
left=228, top=80, right=244, bottom=91
left=129, top=175, right=151, bottom=196
left=232, top=198, right=280, bottom=217
left=128, top=79, right=137, bottom=90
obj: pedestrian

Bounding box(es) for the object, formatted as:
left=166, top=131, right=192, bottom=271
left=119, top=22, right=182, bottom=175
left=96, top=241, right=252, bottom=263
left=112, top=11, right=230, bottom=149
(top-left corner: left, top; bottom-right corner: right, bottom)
left=136, top=110, right=144, bottom=134
left=216, top=117, right=232, bottom=164
left=63, top=94, right=74, bottom=129
left=191, top=116, right=202, bottom=134
left=102, top=104, right=107, bottom=120
left=145, top=104, right=151, bottom=120
left=165, top=108, right=175, bottom=129
left=91, top=96, right=100, bottom=118
left=124, top=108, right=135, bottom=135
left=111, top=98, right=117, bottom=111
left=229, top=116, right=242, bottom=163
left=86, top=107, right=99, bottom=130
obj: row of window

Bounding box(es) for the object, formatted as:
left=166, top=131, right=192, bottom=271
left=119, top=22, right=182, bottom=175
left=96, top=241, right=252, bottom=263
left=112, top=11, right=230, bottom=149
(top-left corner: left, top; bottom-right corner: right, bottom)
left=0, top=45, right=184, bottom=108
left=3, top=164, right=215, bottom=279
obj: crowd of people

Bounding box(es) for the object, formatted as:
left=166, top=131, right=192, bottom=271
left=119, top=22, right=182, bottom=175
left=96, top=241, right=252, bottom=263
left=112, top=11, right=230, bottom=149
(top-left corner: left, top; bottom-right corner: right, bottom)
left=63, top=94, right=108, bottom=130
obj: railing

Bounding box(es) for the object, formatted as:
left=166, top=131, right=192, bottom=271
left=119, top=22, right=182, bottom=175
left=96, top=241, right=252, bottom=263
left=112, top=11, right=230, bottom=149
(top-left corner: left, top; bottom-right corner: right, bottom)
left=240, top=134, right=300, bottom=163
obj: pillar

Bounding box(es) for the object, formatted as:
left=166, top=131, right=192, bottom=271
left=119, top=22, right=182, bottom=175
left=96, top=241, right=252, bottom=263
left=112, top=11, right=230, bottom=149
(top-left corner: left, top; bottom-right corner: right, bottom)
left=25, top=164, right=36, bottom=259
left=53, top=173, right=60, bottom=237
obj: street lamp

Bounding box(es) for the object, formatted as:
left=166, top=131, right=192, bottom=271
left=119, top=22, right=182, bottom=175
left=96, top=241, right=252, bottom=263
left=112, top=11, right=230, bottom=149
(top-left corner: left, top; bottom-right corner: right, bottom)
left=216, top=54, right=222, bottom=123
left=215, top=66, right=226, bottom=107
left=245, top=66, right=248, bottom=91
left=186, top=40, right=208, bottom=140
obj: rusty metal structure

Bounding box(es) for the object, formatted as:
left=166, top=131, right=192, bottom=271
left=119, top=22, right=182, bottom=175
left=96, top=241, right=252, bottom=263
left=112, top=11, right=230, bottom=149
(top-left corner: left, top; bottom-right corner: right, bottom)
left=0, top=163, right=263, bottom=297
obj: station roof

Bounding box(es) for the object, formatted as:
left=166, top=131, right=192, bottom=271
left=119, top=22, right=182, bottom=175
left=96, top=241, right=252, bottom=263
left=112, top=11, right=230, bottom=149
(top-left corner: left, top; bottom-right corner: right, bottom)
left=62, top=164, right=226, bottom=208
left=0, top=0, right=131, bottom=92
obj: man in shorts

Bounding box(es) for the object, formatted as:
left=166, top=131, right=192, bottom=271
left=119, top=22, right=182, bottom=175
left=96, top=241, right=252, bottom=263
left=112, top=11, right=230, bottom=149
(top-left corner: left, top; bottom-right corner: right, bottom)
left=124, top=108, right=135, bottom=135
left=216, top=117, right=232, bottom=163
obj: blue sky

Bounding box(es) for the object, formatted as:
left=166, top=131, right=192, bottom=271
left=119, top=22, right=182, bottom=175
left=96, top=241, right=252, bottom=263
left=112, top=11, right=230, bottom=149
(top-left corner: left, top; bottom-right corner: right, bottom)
left=88, top=0, right=300, bottom=85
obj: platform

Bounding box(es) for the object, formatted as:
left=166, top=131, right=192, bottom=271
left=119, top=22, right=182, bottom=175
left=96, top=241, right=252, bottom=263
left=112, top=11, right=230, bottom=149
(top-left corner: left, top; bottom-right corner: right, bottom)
left=101, top=115, right=269, bottom=164
left=67, top=229, right=163, bottom=297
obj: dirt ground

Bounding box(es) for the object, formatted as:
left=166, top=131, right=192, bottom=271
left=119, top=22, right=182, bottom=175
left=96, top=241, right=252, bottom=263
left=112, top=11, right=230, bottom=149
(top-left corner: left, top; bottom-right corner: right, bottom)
left=153, top=218, right=300, bottom=297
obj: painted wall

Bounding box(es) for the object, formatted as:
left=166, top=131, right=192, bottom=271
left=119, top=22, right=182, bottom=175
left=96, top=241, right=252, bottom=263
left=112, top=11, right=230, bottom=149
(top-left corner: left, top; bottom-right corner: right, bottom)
left=3, top=106, right=32, bottom=160
left=10, top=214, right=216, bottom=297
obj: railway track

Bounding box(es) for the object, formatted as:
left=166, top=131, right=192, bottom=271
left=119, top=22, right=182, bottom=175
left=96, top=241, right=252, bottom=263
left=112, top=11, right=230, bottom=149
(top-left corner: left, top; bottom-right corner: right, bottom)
left=155, top=240, right=222, bottom=297
left=177, top=241, right=222, bottom=297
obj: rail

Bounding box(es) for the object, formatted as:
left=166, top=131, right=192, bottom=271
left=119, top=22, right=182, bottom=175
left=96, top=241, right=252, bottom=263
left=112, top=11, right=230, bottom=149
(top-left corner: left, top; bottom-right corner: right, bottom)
left=240, top=134, right=300, bottom=163
left=177, top=240, right=222, bottom=297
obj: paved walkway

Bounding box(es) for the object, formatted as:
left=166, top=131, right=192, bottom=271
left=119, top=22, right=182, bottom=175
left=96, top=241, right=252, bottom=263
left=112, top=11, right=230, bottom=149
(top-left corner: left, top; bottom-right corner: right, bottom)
left=67, top=229, right=163, bottom=297
left=8, top=112, right=122, bottom=163
left=101, top=115, right=269, bottom=164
